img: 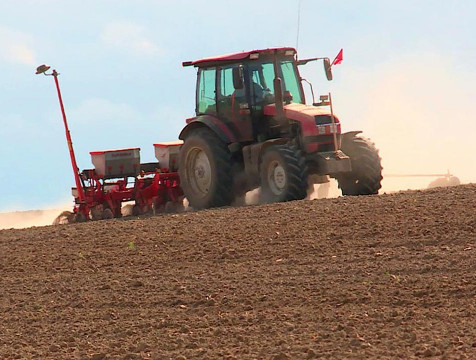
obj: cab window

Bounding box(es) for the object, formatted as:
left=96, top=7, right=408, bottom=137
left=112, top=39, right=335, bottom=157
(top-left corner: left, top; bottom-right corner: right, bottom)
left=220, top=66, right=235, bottom=97
left=280, top=61, right=303, bottom=104
left=197, top=68, right=216, bottom=115
left=249, top=63, right=275, bottom=105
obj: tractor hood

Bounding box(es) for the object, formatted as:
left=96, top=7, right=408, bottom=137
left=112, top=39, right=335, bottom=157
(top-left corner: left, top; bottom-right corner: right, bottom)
left=264, top=103, right=337, bottom=122
left=264, top=103, right=341, bottom=153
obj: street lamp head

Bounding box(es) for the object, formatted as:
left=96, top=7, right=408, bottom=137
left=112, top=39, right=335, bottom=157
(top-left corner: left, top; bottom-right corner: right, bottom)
left=35, top=64, right=51, bottom=75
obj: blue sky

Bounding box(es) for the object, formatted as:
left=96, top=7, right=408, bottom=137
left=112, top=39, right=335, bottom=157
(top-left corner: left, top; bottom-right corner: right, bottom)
left=1, top=0, right=475, bottom=211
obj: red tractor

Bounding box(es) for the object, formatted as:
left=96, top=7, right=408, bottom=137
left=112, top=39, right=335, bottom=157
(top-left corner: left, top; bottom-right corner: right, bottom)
left=179, top=47, right=382, bottom=209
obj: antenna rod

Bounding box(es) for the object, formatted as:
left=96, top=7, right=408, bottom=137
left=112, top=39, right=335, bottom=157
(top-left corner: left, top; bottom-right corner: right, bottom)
left=296, top=0, right=302, bottom=50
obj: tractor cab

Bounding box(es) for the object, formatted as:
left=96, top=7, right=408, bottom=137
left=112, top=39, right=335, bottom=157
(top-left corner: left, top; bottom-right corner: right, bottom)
left=182, top=48, right=307, bottom=143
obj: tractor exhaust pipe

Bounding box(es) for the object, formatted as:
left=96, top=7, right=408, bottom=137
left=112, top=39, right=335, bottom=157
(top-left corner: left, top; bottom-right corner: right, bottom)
left=273, top=51, right=288, bottom=135
left=273, top=77, right=285, bottom=118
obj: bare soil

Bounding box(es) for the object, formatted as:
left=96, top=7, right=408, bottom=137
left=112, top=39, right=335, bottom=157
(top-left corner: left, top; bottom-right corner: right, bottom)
left=1, top=185, right=475, bottom=360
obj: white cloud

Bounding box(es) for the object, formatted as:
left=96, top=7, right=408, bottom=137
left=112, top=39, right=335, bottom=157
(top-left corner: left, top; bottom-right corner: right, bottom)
left=100, top=21, right=164, bottom=56
left=0, top=26, right=37, bottom=65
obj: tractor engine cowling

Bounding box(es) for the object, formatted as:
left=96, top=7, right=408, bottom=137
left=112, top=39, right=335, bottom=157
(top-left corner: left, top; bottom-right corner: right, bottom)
left=263, top=103, right=341, bottom=153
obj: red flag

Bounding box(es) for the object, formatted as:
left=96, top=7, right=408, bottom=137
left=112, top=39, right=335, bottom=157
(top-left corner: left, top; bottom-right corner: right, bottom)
left=331, top=49, right=343, bottom=66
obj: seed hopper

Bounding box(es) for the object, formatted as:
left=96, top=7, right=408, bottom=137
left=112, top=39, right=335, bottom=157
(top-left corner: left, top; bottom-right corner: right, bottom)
left=73, top=143, right=184, bottom=222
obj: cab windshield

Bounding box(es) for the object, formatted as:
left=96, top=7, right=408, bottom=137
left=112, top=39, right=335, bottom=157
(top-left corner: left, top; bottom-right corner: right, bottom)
left=248, top=59, right=304, bottom=105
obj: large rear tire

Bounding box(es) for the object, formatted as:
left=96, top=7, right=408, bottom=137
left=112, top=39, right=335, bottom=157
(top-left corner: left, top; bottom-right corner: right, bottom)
left=259, top=144, right=308, bottom=203
left=336, top=134, right=382, bottom=195
left=178, top=128, right=233, bottom=209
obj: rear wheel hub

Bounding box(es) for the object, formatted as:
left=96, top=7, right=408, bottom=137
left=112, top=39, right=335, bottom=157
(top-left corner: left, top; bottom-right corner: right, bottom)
left=188, top=148, right=212, bottom=195
left=267, top=160, right=287, bottom=195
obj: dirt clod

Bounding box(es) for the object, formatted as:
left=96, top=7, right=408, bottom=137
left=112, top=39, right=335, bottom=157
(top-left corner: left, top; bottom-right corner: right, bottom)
left=90, top=354, right=106, bottom=360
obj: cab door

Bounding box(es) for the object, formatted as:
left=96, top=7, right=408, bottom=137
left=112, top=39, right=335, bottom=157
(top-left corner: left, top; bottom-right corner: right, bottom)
left=216, top=65, right=253, bottom=142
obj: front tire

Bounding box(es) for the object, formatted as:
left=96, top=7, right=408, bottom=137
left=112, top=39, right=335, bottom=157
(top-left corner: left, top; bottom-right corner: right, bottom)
left=336, top=134, right=382, bottom=195
left=259, top=144, right=308, bottom=203
left=178, top=128, right=233, bottom=209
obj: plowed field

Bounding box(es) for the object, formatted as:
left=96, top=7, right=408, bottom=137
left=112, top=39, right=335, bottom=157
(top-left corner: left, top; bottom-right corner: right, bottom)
left=1, top=185, right=475, bottom=359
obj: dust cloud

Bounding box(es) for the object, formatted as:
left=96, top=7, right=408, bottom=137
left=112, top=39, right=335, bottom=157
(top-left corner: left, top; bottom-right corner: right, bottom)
left=337, top=53, right=475, bottom=192
left=0, top=204, right=72, bottom=230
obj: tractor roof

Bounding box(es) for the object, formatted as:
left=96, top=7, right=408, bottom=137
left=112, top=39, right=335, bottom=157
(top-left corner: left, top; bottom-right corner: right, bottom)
left=182, top=47, right=297, bottom=67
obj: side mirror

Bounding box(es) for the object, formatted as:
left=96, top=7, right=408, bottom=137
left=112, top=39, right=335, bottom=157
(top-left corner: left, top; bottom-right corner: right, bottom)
left=233, top=66, right=244, bottom=90
left=323, top=58, right=333, bottom=81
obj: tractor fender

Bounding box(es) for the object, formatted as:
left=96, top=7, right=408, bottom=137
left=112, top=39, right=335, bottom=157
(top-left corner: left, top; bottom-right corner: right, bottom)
left=340, top=131, right=363, bottom=150
left=341, top=131, right=362, bottom=142
left=178, top=115, right=237, bottom=144
left=242, top=138, right=288, bottom=181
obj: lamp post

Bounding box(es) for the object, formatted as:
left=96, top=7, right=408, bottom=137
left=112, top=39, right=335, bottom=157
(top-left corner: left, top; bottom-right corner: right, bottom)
left=36, top=65, right=87, bottom=216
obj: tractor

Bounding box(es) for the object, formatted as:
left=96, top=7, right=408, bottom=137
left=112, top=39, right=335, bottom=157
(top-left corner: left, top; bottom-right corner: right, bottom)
left=39, top=47, right=383, bottom=224
left=179, top=47, right=382, bottom=209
